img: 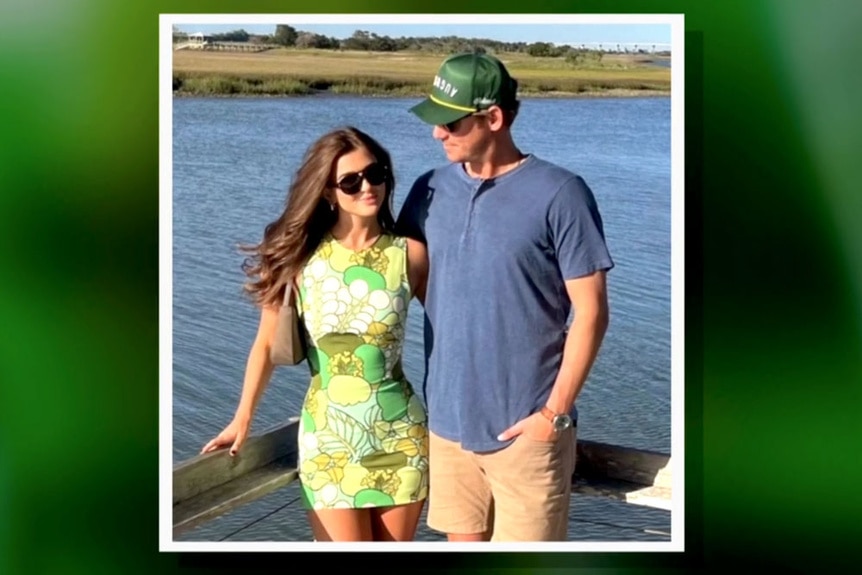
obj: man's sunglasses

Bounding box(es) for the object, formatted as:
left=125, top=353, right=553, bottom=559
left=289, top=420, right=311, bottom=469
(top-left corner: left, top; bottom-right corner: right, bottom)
left=334, top=162, right=388, bottom=195
left=439, top=111, right=490, bottom=133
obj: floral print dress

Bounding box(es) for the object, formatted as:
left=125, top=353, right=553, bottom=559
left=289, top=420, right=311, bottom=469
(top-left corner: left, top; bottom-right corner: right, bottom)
left=296, top=233, right=429, bottom=510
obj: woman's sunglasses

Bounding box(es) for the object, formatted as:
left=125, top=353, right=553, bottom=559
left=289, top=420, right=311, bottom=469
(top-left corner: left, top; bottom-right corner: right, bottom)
left=334, top=162, right=388, bottom=195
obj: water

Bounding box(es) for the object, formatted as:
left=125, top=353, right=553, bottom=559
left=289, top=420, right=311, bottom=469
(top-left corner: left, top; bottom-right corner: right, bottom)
left=171, top=94, right=673, bottom=541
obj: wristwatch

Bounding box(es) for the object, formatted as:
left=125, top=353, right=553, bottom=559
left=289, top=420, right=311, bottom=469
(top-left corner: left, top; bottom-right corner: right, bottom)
left=540, top=406, right=574, bottom=433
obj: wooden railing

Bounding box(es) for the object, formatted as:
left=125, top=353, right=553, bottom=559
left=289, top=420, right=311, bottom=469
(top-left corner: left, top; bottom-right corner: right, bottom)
left=173, top=41, right=280, bottom=52
left=172, top=418, right=671, bottom=539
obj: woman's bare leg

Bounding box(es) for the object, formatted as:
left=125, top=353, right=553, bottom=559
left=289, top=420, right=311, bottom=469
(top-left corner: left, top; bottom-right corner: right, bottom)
left=307, top=509, right=374, bottom=541
left=370, top=501, right=425, bottom=541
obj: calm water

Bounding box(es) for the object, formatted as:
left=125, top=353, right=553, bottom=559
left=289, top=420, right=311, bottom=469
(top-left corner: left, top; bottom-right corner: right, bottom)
left=171, top=95, right=673, bottom=542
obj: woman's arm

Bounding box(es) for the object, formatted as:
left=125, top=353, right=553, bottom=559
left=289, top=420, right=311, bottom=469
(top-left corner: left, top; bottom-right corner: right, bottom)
left=201, top=303, right=280, bottom=455
left=405, top=237, right=429, bottom=304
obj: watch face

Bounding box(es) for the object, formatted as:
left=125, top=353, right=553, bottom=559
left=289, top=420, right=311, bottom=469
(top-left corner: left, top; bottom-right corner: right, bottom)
left=553, top=414, right=572, bottom=432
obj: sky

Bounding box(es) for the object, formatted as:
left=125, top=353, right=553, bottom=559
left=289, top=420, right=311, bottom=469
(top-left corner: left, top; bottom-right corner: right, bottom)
left=172, top=16, right=673, bottom=48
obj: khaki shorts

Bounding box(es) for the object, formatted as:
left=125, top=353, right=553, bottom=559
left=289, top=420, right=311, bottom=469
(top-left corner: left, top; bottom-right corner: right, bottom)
left=427, top=426, right=577, bottom=541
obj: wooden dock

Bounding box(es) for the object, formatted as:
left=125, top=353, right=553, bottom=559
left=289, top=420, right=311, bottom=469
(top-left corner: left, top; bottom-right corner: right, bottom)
left=174, top=41, right=279, bottom=53
left=172, top=418, right=672, bottom=541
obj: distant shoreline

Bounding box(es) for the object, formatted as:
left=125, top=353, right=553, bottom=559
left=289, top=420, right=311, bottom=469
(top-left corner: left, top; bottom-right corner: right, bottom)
left=171, top=87, right=671, bottom=99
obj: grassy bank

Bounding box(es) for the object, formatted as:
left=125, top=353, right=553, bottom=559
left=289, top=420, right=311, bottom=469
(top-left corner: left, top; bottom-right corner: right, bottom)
left=172, top=48, right=671, bottom=98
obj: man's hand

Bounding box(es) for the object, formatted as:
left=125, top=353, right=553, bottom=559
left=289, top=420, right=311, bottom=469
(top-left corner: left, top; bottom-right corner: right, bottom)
left=497, top=411, right=557, bottom=443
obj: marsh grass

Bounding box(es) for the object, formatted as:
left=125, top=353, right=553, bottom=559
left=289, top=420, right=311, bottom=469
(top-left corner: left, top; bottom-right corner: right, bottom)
left=175, top=74, right=313, bottom=95
left=172, top=48, right=671, bottom=97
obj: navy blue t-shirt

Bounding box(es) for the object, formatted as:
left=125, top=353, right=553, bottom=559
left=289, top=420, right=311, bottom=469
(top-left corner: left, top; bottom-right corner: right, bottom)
left=397, top=155, right=614, bottom=452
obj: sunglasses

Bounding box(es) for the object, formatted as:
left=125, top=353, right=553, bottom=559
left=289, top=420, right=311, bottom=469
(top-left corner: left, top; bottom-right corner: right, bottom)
left=439, top=111, right=490, bottom=133
left=334, top=162, right=388, bottom=195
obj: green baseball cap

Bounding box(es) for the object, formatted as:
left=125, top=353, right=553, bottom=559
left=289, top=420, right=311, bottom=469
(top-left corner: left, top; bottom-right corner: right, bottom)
left=410, top=52, right=519, bottom=126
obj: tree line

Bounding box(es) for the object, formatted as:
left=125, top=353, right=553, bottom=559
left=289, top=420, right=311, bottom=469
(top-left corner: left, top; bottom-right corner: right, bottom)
left=173, top=25, right=670, bottom=58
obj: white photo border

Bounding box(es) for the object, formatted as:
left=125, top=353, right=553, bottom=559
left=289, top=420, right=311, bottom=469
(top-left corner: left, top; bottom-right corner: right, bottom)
left=159, top=12, right=685, bottom=553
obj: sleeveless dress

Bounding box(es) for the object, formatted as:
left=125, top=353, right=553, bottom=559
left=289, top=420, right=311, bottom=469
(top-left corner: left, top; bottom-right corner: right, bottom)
left=296, top=232, right=429, bottom=510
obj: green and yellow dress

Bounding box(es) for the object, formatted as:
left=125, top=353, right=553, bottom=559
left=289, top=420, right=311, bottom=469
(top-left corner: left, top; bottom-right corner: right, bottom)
left=296, top=232, right=429, bottom=510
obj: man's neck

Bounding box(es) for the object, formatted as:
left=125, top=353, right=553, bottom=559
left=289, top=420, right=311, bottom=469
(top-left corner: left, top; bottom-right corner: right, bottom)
left=464, top=154, right=527, bottom=180
left=463, top=141, right=526, bottom=180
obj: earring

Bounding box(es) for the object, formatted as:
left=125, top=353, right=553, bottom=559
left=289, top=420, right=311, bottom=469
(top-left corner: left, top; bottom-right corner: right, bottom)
left=329, top=202, right=336, bottom=211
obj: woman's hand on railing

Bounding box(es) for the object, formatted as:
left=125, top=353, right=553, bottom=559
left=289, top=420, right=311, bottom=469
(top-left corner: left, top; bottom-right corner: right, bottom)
left=200, top=417, right=251, bottom=457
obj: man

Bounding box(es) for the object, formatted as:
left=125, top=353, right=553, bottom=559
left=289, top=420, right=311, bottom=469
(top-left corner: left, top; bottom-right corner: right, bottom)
left=396, top=52, right=614, bottom=542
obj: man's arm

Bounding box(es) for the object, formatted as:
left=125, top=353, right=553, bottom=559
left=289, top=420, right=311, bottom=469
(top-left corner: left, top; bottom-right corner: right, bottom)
left=395, top=172, right=432, bottom=244
left=497, top=270, right=609, bottom=442
left=544, top=270, right=609, bottom=417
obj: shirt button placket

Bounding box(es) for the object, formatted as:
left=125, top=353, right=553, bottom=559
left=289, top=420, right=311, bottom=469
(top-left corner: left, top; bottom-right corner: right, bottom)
left=460, top=182, right=484, bottom=245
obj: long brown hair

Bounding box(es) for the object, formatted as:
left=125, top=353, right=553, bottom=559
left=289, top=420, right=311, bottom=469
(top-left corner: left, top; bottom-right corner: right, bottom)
left=239, top=126, right=396, bottom=307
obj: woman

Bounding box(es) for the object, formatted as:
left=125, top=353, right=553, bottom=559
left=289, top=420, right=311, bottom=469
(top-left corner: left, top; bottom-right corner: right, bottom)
left=201, top=127, right=429, bottom=542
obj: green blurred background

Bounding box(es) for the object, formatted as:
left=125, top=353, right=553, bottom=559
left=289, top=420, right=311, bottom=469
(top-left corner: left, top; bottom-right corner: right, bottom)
left=1, top=0, right=859, bottom=572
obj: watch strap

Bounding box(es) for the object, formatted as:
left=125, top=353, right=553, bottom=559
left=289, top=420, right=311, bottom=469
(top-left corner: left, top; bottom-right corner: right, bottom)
left=540, top=406, right=557, bottom=421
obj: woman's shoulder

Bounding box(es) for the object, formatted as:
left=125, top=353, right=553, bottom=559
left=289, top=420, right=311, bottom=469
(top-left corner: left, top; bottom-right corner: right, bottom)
left=380, top=232, right=408, bottom=250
